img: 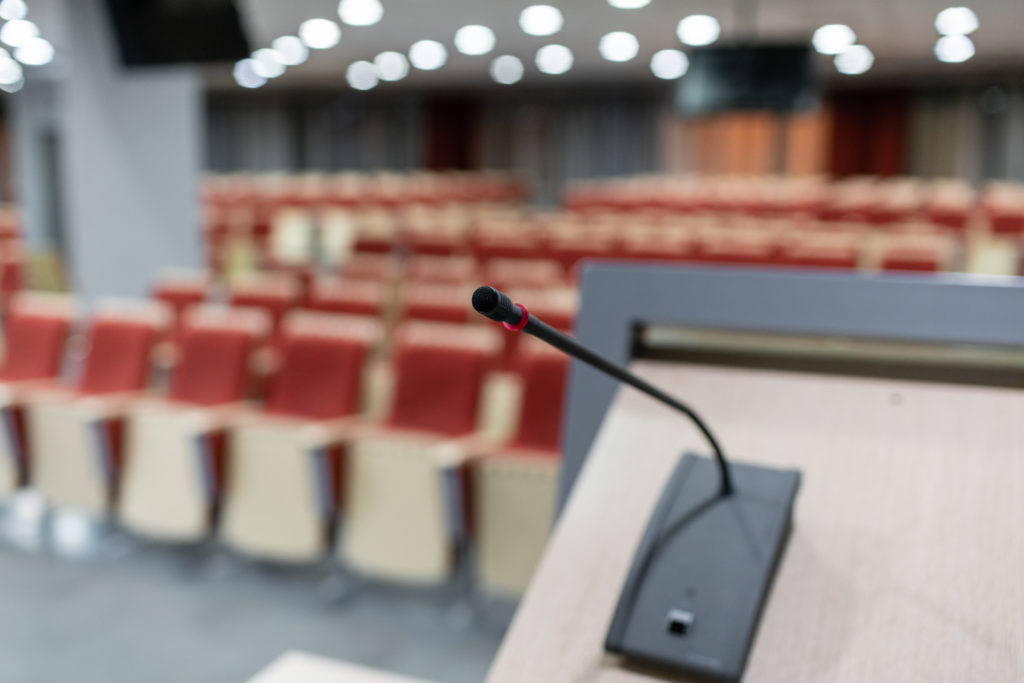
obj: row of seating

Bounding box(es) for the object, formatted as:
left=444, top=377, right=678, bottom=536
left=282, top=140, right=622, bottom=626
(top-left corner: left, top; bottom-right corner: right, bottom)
left=0, top=292, right=567, bottom=596
left=563, top=175, right=1024, bottom=234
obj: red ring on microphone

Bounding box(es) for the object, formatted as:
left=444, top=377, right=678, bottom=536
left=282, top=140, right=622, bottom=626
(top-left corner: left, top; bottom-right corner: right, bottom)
left=502, top=303, right=529, bottom=331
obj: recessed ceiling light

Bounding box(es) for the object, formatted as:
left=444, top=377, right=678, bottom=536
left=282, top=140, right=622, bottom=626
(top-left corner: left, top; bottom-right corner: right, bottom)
left=935, top=7, right=978, bottom=35
left=14, top=36, right=53, bottom=66
left=650, top=49, right=688, bottom=79
left=0, top=55, right=22, bottom=85
left=0, top=0, right=27, bottom=22
left=599, top=31, right=639, bottom=62
left=536, top=44, right=573, bottom=75
left=608, top=0, right=651, bottom=7
left=812, top=24, right=856, bottom=55
left=834, top=44, right=874, bottom=75
left=299, top=18, right=341, bottom=50
left=251, top=48, right=285, bottom=79
left=677, top=14, right=720, bottom=47
left=374, top=50, right=409, bottom=81
left=272, top=36, right=308, bottom=66
left=520, top=5, right=564, bottom=37
left=347, top=60, right=379, bottom=90
left=454, top=25, right=496, bottom=56
left=490, top=55, right=524, bottom=85
left=409, top=39, right=447, bottom=70
left=935, top=34, right=975, bottom=62
left=337, top=0, right=383, bottom=27
left=234, top=59, right=266, bottom=89
left=0, top=19, right=37, bottom=48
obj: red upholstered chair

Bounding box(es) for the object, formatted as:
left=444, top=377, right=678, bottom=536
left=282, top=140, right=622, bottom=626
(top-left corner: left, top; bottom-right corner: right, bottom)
left=694, top=230, right=784, bottom=267
left=546, top=231, right=616, bottom=275
left=474, top=339, right=568, bottom=595
left=405, top=255, right=478, bottom=284
left=0, top=293, right=76, bottom=495
left=399, top=282, right=474, bottom=323
left=227, top=272, right=301, bottom=338
left=338, top=253, right=402, bottom=282
left=117, top=305, right=269, bottom=541
left=150, top=270, right=210, bottom=354
left=339, top=321, right=501, bottom=583
left=25, top=301, right=170, bottom=514
left=472, top=226, right=543, bottom=263
left=221, top=311, right=382, bottom=562
left=308, top=277, right=389, bottom=318
left=481, top=258, right=565, bottom=291
left=779, top=232, right=862, bottom=271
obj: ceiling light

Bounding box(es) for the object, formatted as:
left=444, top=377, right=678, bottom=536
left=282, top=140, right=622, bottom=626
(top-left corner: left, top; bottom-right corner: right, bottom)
left=14, top=36, right=52, bottom=66
left=812, top=24, right=856, bottom=55
left=520, top=5, right=564, bottom=37
left=608, top=0, right=651, bottom=7
left=935, top=34, right=975, bottom=62
left=0, top=76, right=22, bottom=93
left=0, top=0, right=27, bottom=21
left=834, top=44, right=874, bottom=75
left=935, top=7, right=978, bottom=35
left=677, top=14, right=720, bottom=47
left=233, top=59, right=266, bottom=89
left=272, top=36, right=308, bottom=66
left=650, top=48, right=688, bottom=79
left=0, top=19, right=37, bottom=48
left=536, top=44, right=573, bottom=75
left=409, top=39, right=447, bottom=70
left=251, top=48, right=285, bottom=79
left=337, top=0, right=383, bottom=27
left=374, top=50, right=409, bottom=81
left=454, top=25, right=496, bottom=56
left=347, top=60, right=378, bottom=90
left=0, top=55, right=21, bottom=85
left=299, top=18, right=341, bottom=50
left=598, top=31, right=639, bottom=62
left=490, top=55, right=524, bottom=85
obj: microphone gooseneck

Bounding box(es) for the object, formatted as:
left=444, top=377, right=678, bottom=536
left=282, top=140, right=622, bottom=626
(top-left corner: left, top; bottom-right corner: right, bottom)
left=471, top=285, right=734, bottom=496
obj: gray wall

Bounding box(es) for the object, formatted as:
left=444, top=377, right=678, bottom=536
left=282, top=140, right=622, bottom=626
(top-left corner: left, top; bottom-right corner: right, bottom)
left=58, top=0, right=202, bottom=302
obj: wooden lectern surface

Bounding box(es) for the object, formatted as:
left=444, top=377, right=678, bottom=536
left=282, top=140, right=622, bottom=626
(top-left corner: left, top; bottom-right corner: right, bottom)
left=487, top=361, right=1024, bottom=682
left=247, top=650, right=434, bottom=683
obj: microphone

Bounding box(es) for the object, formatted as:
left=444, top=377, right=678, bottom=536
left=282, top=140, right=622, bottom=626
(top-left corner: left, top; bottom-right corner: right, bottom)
left=472, top=285, right=733, bottom=495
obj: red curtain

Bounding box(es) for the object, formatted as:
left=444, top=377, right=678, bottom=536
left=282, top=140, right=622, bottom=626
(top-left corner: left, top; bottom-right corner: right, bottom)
left=828, top=90, right=909, bottom=177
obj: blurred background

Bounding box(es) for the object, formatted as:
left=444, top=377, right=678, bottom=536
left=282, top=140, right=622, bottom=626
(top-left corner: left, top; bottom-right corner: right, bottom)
left=0, top=0, right=1020, bottom=682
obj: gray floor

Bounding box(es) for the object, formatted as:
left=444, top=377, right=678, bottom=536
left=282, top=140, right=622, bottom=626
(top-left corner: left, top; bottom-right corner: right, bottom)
left=0, top=495, right=515, bottom=683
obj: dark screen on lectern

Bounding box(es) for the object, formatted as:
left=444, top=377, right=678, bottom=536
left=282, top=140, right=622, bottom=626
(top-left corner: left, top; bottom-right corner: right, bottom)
left=675, top=43, right=818, bottom=115
left=105, top=0, right=250, bottom=66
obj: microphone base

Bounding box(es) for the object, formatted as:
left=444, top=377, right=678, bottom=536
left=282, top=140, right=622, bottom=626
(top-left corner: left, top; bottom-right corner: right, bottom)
left=605, top=452, right=801, bottom=682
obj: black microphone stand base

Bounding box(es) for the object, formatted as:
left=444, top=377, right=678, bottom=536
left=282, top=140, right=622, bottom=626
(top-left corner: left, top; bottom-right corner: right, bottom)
left=605, top=453, right=801, bottom=682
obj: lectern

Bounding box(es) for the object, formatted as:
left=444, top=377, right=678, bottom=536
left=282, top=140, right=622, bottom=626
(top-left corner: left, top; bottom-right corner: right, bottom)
left=487, top=265, right=1024, bottom=682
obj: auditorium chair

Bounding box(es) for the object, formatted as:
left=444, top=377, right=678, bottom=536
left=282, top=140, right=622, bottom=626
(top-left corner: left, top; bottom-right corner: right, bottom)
left=226, top=272, right=301, bottom=339
left=339, top=320, right=501, bottom=583
left=546, top=229, right=616, bottom=276
left=398, top=282, right=474, bottom=323
left=481, top=258, right=566, bottom=291
left=150, top=270, right=210, bottom=351
left=471, top=225, right=543, bottom=263
left=473, top=338, right=568, bottom=595
left=779, top=231, right=861, bottom=271
left=308, top=277, right=390, bottom=319
left=25, top=300, right=169, bottom=514
left=405, top=255, right=478, bottom=284
left=267, top=208, right=316, bottom=267
left=220, top=311, right=382, bottom=563
left=117, top=305, right=269, bottom=542
left=694, top=229, right=783, bottom=267
left=338, top=253, right=402, bottom=282
left=0, top=293, right=76, bottom=496
left=618, top=226, right=695, bottom=263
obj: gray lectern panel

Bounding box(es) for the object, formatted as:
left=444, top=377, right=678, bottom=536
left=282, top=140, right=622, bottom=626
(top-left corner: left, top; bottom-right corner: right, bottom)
left=561, top=265, right=1024, bottom=511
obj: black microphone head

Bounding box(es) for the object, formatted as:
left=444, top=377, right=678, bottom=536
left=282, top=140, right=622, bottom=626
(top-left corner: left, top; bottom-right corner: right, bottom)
left=472, top=285, right=522, bottom=325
